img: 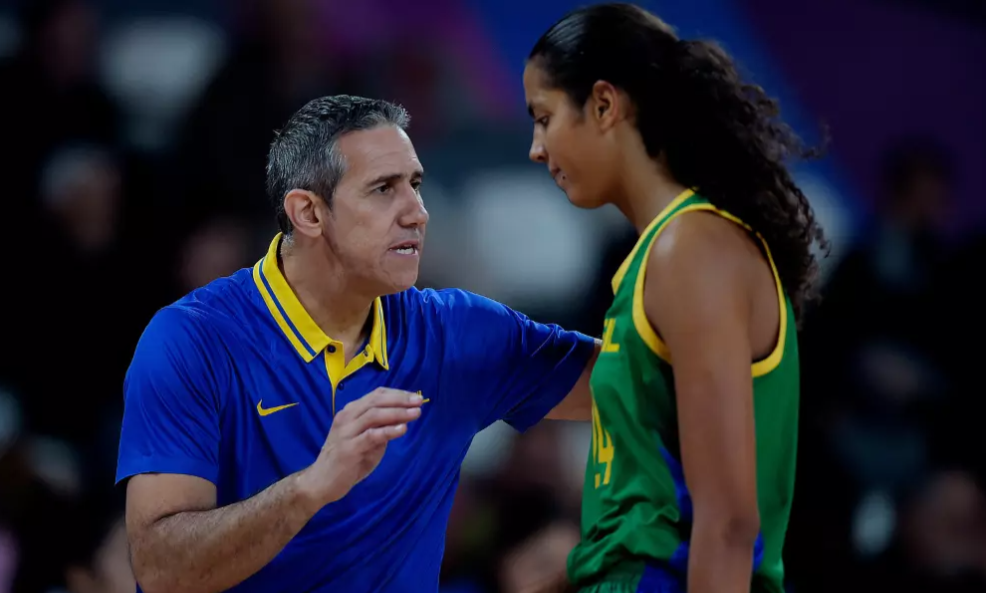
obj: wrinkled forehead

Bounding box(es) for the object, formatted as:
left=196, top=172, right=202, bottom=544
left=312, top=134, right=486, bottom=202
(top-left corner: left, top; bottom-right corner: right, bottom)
left=335, top=126, right=423, bottom=182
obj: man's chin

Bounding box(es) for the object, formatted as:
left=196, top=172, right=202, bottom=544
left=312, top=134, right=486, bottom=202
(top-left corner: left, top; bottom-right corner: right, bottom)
left=378, top=272, right=419, bottom=295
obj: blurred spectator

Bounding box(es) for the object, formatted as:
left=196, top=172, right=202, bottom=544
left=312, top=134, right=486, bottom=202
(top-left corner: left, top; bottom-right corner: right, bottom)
left=59, top=492, right=133, bottom=593
left=855, top=470, right=986, bottom=593
left=177, top=217, right=252, bottom=292
left=803, top=137, right=954, bottom=416
left=787, top=137, right=959, bottom=590
left=498, top=521, right=579, bottom=593
left=0, top=0, right=120, bottom=236
left=0, top=436, right=74, bottom=593
left=171, top=0, right=364, bottom=234
left=40, top=145, right=122, bottom=254
left=1, top=143, right=166, bottom=486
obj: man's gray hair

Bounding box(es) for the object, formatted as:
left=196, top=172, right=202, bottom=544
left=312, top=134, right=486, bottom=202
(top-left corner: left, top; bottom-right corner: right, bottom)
left=266, top=95, right=411, bottom=234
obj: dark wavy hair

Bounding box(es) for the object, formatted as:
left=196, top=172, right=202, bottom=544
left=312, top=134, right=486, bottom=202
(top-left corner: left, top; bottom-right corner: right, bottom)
left=528, top=3, right=828, bottom=322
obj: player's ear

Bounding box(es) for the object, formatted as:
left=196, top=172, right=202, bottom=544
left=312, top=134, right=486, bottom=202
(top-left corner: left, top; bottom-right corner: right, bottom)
left=589, top=80, right=624, bottom=132
left=283, top=189, right=323, bottom=238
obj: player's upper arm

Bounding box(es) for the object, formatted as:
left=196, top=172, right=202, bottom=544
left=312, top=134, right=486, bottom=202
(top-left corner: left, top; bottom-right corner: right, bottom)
left=436, top=289, right=596, bottom=431
left=645, top=214, right=760, bottom=533
left=117, top=306, right=227, bottom=526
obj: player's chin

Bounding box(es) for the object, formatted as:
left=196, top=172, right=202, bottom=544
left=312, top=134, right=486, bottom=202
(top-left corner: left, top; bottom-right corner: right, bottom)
left=565, top=187, right=607, bottom=210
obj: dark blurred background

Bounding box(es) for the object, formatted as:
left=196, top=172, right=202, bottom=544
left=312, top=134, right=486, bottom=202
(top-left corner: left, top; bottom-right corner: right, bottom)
left=0, top=0, right=984, bottom=592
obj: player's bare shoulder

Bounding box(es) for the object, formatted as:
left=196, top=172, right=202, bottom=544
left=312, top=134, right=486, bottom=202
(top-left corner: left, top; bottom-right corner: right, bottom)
left=645, top=211, right=755, bottom=318
left=651, top=210, right=757, bottom=278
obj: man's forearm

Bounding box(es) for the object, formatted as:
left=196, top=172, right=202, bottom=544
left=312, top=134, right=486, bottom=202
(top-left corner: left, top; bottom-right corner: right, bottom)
left=133, top=471, right=321, bottom=593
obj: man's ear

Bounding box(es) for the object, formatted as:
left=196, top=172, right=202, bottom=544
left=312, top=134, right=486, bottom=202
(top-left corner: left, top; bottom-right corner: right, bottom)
left=283, top=189, right=323, bottom=237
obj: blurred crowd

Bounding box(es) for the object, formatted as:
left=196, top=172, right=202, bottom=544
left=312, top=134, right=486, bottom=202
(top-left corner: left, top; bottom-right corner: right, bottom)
left=0, top=1, right=984, bottom=593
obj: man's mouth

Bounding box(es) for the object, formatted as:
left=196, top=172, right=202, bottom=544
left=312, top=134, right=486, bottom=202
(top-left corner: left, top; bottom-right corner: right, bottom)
left=389, top=241, right=420, bottom=255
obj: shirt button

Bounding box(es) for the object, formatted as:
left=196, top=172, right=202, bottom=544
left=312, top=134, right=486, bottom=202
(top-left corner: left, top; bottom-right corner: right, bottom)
left=327, top=345, right=337, bottom=354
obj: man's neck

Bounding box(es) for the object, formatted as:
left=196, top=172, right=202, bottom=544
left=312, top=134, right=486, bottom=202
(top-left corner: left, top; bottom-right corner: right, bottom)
left=280, top=238, right=374, bottom=357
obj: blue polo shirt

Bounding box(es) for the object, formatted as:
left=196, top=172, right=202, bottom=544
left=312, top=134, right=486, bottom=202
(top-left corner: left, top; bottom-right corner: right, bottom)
left=116, top=234, right=596, bottom=593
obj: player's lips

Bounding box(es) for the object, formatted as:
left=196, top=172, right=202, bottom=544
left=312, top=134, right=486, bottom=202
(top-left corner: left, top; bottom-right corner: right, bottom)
left=388, top=239, right=420, bottom=256
left=549, top=166, right=566, bottom=188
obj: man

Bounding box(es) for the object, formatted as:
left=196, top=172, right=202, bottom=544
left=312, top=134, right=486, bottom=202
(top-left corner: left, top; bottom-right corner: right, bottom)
left=117, top=95, right=598, bottom=593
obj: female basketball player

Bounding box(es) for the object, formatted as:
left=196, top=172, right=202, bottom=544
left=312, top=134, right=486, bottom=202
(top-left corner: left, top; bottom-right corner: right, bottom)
left=523, top=4, right=827, bottom=593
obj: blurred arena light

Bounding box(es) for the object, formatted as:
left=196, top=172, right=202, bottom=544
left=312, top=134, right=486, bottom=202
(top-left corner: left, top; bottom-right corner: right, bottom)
left=99, top=16, right=226, bottom=151
left=0, top=12, right=19, bottom=58
left=457, top=169, right=611, bottom=313
left=794, top=170, right=852, bottom=281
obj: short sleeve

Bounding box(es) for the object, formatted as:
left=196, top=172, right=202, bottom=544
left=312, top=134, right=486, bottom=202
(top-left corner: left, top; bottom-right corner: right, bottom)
left=437, top=289, right=596, bottom=432
left=115, top=306, right=226, bottom=486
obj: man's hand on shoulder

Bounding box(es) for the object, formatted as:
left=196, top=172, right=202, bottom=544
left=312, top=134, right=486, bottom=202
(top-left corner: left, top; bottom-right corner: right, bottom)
left=298, top=387, right=424, bottom=510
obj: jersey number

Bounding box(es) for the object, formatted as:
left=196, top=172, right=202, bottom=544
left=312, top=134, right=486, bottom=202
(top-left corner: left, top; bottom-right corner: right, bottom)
left=602, top=318, right=620, bottom=353
left=591, top=399, right=614, bottom=488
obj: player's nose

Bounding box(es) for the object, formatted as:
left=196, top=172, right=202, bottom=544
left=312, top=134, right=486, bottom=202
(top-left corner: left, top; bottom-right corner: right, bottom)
left=529, top=137, right=548, bottom=164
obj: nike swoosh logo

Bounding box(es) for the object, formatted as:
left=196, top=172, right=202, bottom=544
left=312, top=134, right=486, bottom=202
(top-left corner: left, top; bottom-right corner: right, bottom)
left=257, top=400, right=299, bottom=417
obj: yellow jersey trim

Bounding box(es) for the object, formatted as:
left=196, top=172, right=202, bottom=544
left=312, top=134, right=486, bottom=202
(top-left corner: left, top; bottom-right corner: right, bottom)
left=252, top=234, right=389, bottom=370
left=611, top=189, right=695, bottom=295
left=630, top=205, right=788, bottom=378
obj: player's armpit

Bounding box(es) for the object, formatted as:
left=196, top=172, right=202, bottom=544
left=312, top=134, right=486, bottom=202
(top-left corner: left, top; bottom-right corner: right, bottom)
left=546, top=339, right=600, bottom=421
left=643, top=214, right=760, bottom=593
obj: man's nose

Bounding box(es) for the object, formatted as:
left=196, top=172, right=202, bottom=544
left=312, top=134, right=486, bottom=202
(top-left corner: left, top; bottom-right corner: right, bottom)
left=401, top=190, right=429, bottom=228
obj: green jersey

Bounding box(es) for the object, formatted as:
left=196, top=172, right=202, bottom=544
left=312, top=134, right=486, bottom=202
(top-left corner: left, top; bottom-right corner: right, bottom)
left=568, top=190, right=800, bottom=593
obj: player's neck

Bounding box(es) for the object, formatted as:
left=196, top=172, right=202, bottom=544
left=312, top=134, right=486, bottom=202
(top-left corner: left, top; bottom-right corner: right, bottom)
left=615, top=151, right=688, bottom=234
left=280, top=240, right=374, bottom=357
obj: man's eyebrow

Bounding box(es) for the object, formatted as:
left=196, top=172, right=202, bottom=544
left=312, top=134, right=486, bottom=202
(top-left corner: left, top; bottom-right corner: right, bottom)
left=365, top=169, right=424, bottom=188
left=365, top=173, right=404, bottom=188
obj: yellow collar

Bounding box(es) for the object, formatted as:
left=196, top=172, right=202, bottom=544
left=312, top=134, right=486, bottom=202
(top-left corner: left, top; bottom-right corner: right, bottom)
left=252, top=233, right=389, bottom=368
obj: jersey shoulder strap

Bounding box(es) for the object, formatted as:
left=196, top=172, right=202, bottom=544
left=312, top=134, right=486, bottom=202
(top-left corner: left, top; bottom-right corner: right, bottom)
left=610, top=189, right=703, bottom=295
left=611, top=189, right=791, bottom=377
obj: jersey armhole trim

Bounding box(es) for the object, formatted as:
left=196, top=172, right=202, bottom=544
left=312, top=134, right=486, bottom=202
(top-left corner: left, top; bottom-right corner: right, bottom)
left=630, top=205, right=788, bottom=378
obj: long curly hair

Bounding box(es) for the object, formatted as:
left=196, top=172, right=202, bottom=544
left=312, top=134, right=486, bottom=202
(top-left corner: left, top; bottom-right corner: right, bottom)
left=529, top=3, right=829, bottom=322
